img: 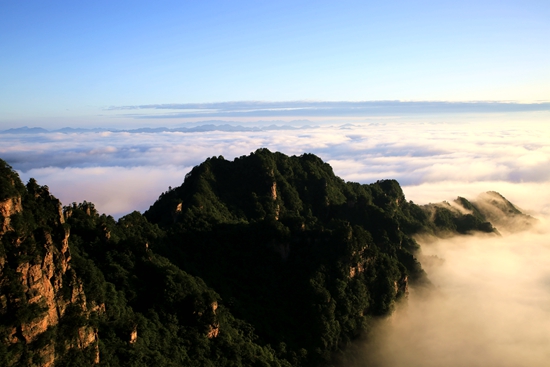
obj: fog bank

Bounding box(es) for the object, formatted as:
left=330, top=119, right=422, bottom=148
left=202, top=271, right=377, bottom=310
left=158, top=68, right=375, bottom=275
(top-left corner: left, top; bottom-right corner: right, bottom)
left=347, top=220, right=550, bottom=367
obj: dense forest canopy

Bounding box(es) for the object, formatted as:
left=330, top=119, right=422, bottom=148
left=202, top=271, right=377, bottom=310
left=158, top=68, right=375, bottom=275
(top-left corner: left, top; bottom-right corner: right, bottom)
left=0, top=150, right=533, bottom=366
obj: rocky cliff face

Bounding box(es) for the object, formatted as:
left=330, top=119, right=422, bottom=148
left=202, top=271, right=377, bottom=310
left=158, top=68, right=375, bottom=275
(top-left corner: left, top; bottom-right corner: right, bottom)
left=0, top=196, right=22, bottom=234
left=0, top=163, right=101, bottom=366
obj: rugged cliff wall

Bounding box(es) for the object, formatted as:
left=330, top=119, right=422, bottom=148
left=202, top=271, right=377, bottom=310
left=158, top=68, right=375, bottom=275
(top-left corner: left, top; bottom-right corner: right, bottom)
left=0, top=162, right=101, bottom=366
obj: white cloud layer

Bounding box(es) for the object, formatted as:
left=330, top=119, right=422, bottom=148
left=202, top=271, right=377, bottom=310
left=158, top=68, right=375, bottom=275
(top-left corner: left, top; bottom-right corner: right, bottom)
left=2, top=116, right=549, bottom=217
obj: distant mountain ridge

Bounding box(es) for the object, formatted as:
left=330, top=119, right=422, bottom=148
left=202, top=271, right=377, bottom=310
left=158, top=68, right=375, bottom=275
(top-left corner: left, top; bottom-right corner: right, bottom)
left=421, top=191, right=536, bottom=236
left=0, top=150, right=536, bottom=366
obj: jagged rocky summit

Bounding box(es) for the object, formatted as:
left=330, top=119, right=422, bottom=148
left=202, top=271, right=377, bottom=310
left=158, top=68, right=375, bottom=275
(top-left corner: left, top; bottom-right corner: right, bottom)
left=0, top=149, right=535, bottom=367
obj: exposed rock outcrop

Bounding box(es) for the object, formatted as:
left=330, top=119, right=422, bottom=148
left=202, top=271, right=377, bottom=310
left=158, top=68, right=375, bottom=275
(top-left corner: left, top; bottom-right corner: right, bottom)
left=0, top=196, right=22, bottom=234
left=206, top=302, right=220, bottom=339
left=129, top=325, right=138, bottom=344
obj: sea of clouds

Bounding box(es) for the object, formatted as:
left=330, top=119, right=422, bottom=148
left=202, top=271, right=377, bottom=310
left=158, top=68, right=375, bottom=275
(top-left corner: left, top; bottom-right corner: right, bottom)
left=1, top=117, right=549, bottom=217
left=2, top=115, right=550, bottom=366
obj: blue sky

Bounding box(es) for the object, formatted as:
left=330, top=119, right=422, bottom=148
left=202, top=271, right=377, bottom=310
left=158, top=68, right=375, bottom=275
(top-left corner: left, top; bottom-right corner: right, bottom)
left=1, top=0, right=549, bottom=128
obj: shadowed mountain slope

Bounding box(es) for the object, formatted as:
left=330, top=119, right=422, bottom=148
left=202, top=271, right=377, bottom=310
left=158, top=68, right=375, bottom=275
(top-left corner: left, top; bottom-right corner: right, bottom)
left=143, top=149, right=436, bottom=365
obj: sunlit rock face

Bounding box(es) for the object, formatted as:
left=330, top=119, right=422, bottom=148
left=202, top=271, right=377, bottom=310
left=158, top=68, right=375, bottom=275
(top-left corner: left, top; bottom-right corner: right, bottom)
left=0, top=161, right=101, bottom=366
left=0, top=196, right=22, bottom=234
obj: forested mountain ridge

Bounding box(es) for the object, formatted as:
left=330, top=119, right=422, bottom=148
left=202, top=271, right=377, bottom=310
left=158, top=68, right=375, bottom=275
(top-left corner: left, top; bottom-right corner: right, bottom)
left=0, top=150, right=533, bottom=366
